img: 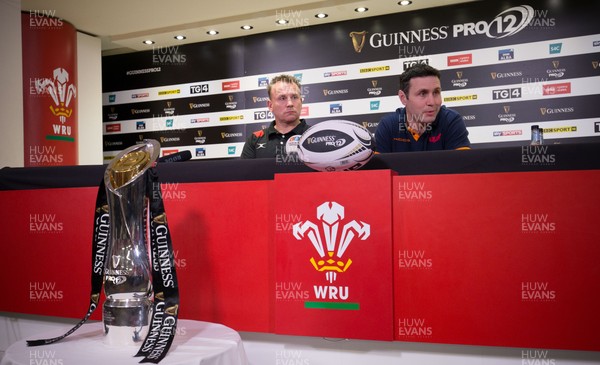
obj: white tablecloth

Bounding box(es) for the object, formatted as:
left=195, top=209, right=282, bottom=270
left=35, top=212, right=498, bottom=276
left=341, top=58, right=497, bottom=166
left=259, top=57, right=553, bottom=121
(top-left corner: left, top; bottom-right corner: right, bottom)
left=1, top=319, right=248, bottom=365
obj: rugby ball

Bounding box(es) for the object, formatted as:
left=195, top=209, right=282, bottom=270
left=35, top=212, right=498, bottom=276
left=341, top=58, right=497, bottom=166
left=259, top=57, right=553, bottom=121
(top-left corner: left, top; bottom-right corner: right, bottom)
left=297, top=120, right=374, bottom=172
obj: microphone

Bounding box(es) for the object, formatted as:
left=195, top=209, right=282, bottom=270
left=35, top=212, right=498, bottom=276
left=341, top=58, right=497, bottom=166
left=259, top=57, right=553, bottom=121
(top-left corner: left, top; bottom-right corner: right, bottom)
left=157, top=150, right=192, bottom=163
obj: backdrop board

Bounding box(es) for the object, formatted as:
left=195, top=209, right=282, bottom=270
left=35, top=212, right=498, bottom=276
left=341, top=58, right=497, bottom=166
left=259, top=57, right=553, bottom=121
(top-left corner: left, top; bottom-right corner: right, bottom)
left=102, top=0, right=600, bottom=161
left=393, top=170, right=600, bottom=351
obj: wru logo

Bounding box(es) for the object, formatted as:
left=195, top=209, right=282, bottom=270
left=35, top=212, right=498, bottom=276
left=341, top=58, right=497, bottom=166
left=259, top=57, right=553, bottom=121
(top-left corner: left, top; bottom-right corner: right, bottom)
left=35, top=67, right=77, bottom=124
left=293, top=202, right=370, bottom=283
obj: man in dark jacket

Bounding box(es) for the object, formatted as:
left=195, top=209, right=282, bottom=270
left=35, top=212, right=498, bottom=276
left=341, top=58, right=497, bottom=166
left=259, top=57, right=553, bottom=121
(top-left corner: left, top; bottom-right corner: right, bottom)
left=375, top=64, right=470, bottom=152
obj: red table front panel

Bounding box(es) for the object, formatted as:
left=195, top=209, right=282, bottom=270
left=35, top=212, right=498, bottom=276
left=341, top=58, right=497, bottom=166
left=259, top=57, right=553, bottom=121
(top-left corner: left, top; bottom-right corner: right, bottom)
left=393, top=170, right=600, bottom=351
left=0, top=180, right=273, bottom=332
left=273, top=170, right=395, bottom=340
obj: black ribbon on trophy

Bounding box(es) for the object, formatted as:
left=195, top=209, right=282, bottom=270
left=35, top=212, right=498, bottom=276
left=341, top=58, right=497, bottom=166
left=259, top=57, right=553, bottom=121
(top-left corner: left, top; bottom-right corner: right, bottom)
left=27, top=140, right=180, bottom=364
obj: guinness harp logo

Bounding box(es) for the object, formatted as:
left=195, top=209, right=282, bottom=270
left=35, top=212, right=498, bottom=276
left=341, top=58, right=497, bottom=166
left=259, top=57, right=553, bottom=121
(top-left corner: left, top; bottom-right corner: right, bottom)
left=165, top=304, right=179, bottom=316
left=349, top=31, right=367, bottom=53
left=96, top=204, right=109, bottom=214
left=154, top=213, right=167, bottom=225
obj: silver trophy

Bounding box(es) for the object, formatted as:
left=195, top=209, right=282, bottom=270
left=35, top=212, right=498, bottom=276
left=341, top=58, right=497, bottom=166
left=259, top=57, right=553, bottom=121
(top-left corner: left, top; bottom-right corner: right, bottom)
left=103, top=140, right=160, bottom=345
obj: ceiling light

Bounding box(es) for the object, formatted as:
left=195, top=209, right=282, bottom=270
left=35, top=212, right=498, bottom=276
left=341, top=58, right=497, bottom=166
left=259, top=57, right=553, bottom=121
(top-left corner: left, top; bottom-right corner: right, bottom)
left=207, top=30, right=219, bottom=35
left=276, top=19, right=289, bottom=25
left=241, top=25, right=253, bottom=30
left=315, top=13, right=328, bottom=19
left=355, top=7, right=368, bottom=12
left=142, top=40, right=155, bottom=45
left=174, top=35, right=186, bottom=40
left=398, top=0, right=412, bottom=5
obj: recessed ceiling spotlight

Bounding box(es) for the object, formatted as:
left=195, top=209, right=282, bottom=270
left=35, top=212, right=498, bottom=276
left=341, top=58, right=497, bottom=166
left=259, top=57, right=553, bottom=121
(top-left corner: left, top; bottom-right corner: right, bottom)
left=241, top=25, right=253, bottom=30
left=315, top=13, right=328, bottom=18
left=174, top=35, right=186, bottom=40
left=142, top=40, right=155, bottom=45
left=207, top=30, right=219, bottom=35
left=398, top=0, right=412, bottom=5
left=355, top=7, right=368, bottom=13
left=276, top=19, right=289, bottom=25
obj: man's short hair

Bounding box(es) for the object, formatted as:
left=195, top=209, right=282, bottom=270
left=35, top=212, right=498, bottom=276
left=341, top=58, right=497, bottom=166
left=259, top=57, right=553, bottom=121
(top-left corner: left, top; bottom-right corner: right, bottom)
left=267, top=74, right=302, bottom=99
left=399, top=64, right=441, bottom=97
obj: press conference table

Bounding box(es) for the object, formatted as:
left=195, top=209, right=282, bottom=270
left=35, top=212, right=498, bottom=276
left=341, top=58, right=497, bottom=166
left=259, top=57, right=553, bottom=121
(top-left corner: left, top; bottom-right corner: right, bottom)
left=1, top=143, right=600, bottom=351
left=2, top=142, right=599, bottom=190
left=0, top=320, right=248, bottom=365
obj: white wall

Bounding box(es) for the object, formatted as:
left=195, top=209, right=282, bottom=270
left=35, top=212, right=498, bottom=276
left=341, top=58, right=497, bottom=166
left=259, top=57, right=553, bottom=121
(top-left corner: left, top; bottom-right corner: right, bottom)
left=0, top=0, right=24, bottom=168
left=77, top=32, right=103, bottom=166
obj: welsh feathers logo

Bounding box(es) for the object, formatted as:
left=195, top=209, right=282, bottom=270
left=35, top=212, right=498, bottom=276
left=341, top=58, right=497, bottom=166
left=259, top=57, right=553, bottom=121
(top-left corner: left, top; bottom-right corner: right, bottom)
left=35, top=67, right=77, bottom=124
left=293, top=202, right=370, bottom=283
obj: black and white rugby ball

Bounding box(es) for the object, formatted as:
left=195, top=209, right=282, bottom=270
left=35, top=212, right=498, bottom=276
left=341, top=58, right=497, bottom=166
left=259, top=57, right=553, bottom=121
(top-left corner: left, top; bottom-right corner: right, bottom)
left=297, top=120, right=374, bottom=172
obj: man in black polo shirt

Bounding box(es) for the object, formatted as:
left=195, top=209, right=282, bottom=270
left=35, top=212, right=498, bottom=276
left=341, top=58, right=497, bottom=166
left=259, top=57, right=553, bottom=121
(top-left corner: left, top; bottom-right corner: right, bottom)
left=241, top=74, right=310, bottom=158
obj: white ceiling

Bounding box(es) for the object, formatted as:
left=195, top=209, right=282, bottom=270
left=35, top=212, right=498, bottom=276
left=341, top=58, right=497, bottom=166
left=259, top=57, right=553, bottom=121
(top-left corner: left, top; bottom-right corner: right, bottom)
left=22, top=0, right=474, bottom=56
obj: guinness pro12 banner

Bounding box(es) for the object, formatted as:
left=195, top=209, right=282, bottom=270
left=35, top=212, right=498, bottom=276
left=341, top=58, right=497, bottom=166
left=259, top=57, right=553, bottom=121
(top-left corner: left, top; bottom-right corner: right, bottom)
left=102, top=0, right=600, bottom=160
left=22, top=12, right=78, bottom=166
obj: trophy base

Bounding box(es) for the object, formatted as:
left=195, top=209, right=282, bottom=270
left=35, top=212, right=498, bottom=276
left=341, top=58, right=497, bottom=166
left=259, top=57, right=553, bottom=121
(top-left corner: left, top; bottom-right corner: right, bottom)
left=103, top=297, right=151, bottom=346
